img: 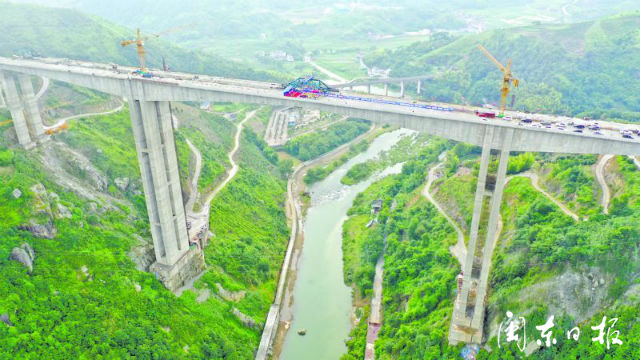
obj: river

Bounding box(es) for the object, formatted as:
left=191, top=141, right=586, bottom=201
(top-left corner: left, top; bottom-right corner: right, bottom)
left=279, top=128, right=414, bottom=360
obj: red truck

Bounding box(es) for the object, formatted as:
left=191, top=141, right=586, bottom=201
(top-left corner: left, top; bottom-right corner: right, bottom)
left=475, top=110, right=496, bottom=118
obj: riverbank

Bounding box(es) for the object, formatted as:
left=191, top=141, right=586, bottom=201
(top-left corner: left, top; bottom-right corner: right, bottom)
left=277, top=129, right=411, bottom=360
left=257, top=124, right=379, bottom=359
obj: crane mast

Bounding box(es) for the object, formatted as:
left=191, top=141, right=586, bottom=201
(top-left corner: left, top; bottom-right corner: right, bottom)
left=477, top=45, right=519, bottom=116
left=121, top=23, right=195, bottom=72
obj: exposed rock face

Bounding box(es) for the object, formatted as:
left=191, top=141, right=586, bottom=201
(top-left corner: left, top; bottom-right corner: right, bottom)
left=129, top=242, right=156, bottom=272
left=12, top=189, right=21, bottom=199
left=9, top=243, right=35, bottom=273
left=30, top=183, right=52, bottom=216
left=150, top=248, right=207, bottom=292
left=114, top=177, right=130, bottom=192
left=487, top=267, right=613, bottom=342
left=56, top=203, right=72, bottom=219
left=0, top=313, right=12, bottom=326
left=19, top=219, right=57, bottom=239
left=232, top=308, right=258, bottom=329
left=216, top=283, right=246, bottom=302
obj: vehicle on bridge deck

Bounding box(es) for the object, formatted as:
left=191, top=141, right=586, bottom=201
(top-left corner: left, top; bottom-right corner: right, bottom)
left=475, top=110, right=496, bottom=118
left=283, top=76, right=337, bottom=98
left=132, top=69, right=153, bottom=78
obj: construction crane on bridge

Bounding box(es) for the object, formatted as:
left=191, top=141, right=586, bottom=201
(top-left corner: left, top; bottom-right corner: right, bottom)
left=477, top=45, right=519, bottom=116
left=121, top=23, right=195, bottom=72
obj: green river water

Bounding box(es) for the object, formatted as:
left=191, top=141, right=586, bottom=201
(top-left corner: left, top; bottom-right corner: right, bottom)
left=280, top=128, right=413, bottom=360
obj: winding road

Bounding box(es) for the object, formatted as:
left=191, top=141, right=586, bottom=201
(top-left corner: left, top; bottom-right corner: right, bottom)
left=506, top=172, right=581, bottom=221
left=629, top=156, right=640, bottom=171
left=595, top=154, right=614, bottom=215
left=422, top=157, right=467, bottom=265
left=184, top=138, right=203, bottom=213
left=43, top=100, right=124, bottom=131
left=196, top=110, right=255, bottom=215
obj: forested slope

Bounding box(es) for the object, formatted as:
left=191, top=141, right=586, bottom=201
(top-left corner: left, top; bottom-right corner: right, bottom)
left=366, top=12, right=640, bottom=122
left=341, top=144, right=640, bottom=359
left=0, top=82, right=292, bottom=358
left=0, top=2, right=275, bottom=81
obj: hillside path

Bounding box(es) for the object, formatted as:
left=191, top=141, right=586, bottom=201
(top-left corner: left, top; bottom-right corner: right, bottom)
left=184, top=138, right=203, bottom=213
left=508, top=172, right=580, bottom=221
left=194, top=109, right=256, bottom=217
left=35, top=77, right=49, bottom=101
left=43, top=100, right=124, bottom=130
left=629, top=155, right=640, bottom=171
left=422, top=156, right=467, bottom=265
left=595, top=154, right=614, bottom=215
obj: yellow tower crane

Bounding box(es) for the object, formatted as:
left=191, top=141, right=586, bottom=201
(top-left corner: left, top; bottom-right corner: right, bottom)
left=121, top=23, right=195, bottom=72
left=477, top=45, right=519, bottom=116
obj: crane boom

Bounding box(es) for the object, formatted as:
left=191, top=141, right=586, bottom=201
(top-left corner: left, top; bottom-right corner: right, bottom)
left=476, top=44, right=520, bottom=116
left=477, top=45, right=506, bottom=73
left=120, top=23, right=195, bottom=72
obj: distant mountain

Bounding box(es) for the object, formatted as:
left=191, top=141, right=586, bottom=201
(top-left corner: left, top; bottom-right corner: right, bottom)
left=11, top=0, right=640, bottom=62
left=365, top=12, right=640, bottom=121
left=0, top=2, right=275, bottom=81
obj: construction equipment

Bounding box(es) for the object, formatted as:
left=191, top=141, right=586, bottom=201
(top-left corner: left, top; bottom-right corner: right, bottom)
left=477, top=45, right=519, bottom=116
left=121, top=23, right=195, bottom=72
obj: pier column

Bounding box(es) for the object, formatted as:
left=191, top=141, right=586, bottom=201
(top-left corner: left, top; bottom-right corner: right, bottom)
left=417, top=80, right=422, bottom=95
left=129, top=99, right=190, bottom=266
left=0, top=80, right=5, bottom=108
left=17, top=74, right=45, bottom=139
left=0, top=72, right=33, bottom=148
left=384, top=83, right=388, bottom=96
left=449, top=126, right=514, bottom=344
left=367, top=84, right=371, bottom=94
left=400, top=81, right=405, bottom=98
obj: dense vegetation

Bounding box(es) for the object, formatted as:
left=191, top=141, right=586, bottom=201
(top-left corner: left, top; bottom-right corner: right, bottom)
left=366, top=13, right=640, bottom=122
left=341, top=132, right=430, bottom=185
left=284, top=119, right=370, bottom=161
left=0, top=91, right=292, bottom=358
left=341, top=143, right=640, bottom=359
left=0, top=2, right=275, bottom=81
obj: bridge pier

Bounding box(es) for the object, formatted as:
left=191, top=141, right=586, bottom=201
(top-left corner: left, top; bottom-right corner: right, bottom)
left=17, top=74, right=45, bottom=140
left=384, top=83, right=388, bottom=96
left=128, top=99, right=205, bottom=290
left=417, top=80, right=422, bottom=95
left=0, top=71, right=39, bottom=149
left=400, top=81, right=405, bottom=98
left=367, top=84, right=371, bottom=94
left=0, top=80, right=5, bottom=108
left=449, top=126, right=514, bottom=344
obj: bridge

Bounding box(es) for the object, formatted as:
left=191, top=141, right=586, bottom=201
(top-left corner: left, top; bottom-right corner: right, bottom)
left=1, top=56, right=638, bottom=349
left=334, top=74, right=437, bottom=97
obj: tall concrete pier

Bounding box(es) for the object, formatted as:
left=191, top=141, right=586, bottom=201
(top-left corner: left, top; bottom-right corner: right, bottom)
left=0, top=71, right=39, bottom=148
left=128, top=100, right=189, bottom=266
left=128, top=99, right=205, bottom=290
left=449, top=126, right=514, bottom=343
left=17, top=74, right=45, bottom=139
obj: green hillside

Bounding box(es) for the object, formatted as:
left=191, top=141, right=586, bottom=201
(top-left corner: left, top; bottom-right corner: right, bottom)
left=365, top=12, right=640, bottom=122
left=0, top=2, right=275, bottom=81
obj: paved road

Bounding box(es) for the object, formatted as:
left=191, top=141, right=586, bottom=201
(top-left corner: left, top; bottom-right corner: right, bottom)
left=422, top=157, right=467, bottom=265
left=43, top=100, right=124, bottom=130
left=306, top=60, right=346, bottom=84
left=595, top=154, right=614, bottom=215
left=184, top=138, right=203, bottom=213
left=194, top=110, right=256, bottom=217
left=508, top=172, right=581, bottom=221
left=631, top=155, right=640, bottom=170
left=35, top=76, right=49, bottom=101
